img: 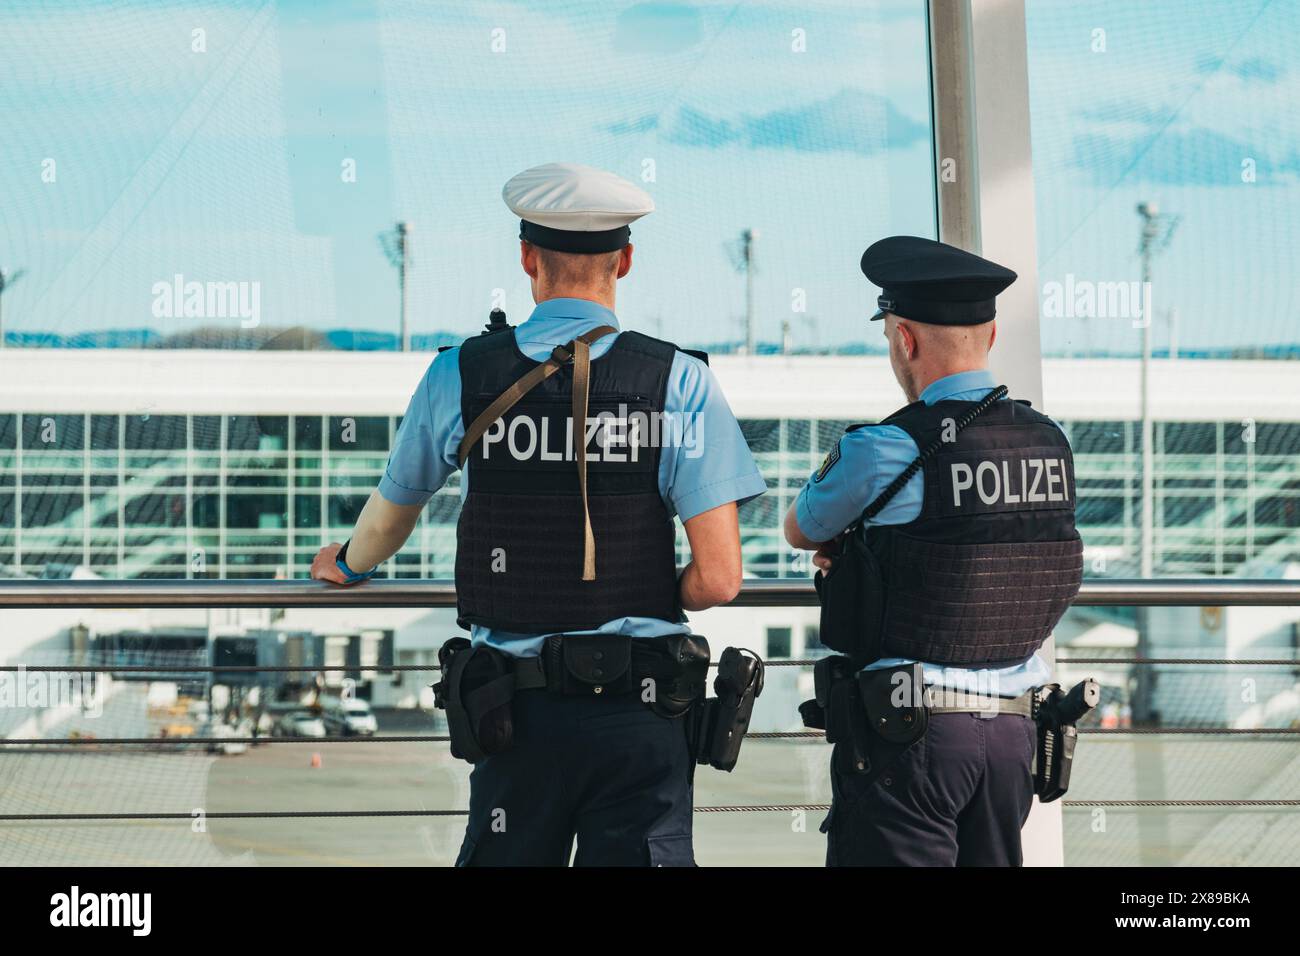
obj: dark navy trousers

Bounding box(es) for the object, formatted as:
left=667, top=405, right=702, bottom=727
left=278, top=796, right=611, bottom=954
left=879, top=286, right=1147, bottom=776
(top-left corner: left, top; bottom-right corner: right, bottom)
left=455, top=688, right=695, bottom=866
left=824, top=713, right=1036, bottom=866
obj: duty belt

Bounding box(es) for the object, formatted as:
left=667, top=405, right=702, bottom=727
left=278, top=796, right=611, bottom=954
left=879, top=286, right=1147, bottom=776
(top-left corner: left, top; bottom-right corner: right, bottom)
left=521, top=633, right=709, bottom=713
left=432, top=633, right=708, bottom=764
left=801, top=658, right=1033, bottom=753
left=512, top=638, right=765, bottom=775
left=433, top=634, right=766, bottom=775
left=510, top=651, right=714, bottom=703
left=511, top=656, right=550, bottom=691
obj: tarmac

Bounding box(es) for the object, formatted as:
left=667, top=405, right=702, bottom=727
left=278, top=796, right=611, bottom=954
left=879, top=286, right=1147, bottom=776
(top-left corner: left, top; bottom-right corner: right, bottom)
left=2, top=724, right=1294, bottom=866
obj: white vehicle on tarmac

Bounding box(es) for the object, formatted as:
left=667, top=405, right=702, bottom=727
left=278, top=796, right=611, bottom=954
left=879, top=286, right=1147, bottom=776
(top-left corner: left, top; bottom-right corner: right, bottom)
left=323, top=697, right=378, bottom=737
left=273, top=711, right=328, bottom=738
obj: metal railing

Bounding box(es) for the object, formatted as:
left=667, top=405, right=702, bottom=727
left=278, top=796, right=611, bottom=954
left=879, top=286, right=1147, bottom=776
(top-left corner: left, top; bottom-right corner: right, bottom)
left=1, top=576, right=1297, bottom=836
left=1, top=577, right=1299, bottom=608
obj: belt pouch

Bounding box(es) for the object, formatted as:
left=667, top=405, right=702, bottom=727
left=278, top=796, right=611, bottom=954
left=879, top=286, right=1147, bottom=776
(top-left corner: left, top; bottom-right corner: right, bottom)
left=547, top=633, right=634, bottom=696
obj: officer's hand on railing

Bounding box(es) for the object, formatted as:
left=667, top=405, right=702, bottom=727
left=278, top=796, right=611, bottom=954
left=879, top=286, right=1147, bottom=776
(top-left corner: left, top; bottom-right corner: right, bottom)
left=310, top=543, right=351, bottom=586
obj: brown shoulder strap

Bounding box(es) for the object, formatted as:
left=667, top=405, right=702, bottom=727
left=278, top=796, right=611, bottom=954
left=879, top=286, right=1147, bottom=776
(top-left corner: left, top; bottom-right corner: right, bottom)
left=456, top=324, right=617, bottom=582
left=571, top=335, right=596, bottom=581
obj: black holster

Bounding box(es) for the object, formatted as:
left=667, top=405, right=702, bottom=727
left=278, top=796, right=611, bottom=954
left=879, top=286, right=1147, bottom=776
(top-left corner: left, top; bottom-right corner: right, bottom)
left=690, top=647, right=764, bottom=772
left=1031, top=678, right=1100, bottom=802
left=644, top=634, right=711, bottom=719
left=432, top=638, right=516, bottom=764
left=800, top=655, right=872, bottom=774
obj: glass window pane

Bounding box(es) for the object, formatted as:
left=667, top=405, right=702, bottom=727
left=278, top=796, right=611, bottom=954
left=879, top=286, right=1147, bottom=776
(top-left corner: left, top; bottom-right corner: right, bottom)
left=0, top=0, right=935, bottom=582
left=1027, top=0, right=1300, bottom=578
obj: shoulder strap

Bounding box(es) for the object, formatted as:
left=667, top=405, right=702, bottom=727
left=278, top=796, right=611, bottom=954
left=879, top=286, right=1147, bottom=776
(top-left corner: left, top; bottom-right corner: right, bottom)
left=853, top=385, right=1008, bottom=529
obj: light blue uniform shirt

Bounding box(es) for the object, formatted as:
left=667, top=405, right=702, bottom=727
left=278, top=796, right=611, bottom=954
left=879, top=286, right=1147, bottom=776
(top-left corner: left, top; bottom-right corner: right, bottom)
left=379, top=297, right=767, bottom=657
left=796, top=369, right=1052, bottom=697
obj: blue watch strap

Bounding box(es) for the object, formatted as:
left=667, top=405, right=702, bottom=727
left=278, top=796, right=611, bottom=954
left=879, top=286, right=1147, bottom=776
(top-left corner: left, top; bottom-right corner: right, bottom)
left=335, top=540, right=376, bottom=584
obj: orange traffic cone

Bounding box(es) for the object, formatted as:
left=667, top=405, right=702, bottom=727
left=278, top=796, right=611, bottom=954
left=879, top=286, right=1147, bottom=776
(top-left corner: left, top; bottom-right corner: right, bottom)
left=310, top=752, right=322, bottom=768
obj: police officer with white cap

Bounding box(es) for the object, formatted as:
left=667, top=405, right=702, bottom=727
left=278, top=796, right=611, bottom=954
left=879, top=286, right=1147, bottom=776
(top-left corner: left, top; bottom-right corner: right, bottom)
left=312, top=162, right=766, bottom=866
left=785, top=236, right=1086, bottom=866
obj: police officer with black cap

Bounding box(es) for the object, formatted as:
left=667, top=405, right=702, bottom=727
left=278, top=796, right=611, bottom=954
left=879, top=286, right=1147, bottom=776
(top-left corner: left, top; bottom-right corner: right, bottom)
left=785, top=236, right=1086, bottom=866
left=311, top=163, right=766, bottom=866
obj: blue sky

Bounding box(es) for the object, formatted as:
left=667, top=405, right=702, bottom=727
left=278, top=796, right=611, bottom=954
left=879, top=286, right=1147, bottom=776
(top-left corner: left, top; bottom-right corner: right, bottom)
left=1026, top=0, right=1300, bottom=356
left=0, top=0, right=1296, bottom=355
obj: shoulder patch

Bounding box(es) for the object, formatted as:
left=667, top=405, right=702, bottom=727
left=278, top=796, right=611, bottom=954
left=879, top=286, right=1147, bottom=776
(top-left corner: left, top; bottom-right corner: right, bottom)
left=814, top=441, right=841, bottom=482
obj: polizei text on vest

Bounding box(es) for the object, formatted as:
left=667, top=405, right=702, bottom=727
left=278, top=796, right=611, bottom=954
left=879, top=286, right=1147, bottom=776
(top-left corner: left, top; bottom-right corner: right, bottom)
left=950, top=456, right=1071, bottom=507
left=477, top=407, right=704, bottom=462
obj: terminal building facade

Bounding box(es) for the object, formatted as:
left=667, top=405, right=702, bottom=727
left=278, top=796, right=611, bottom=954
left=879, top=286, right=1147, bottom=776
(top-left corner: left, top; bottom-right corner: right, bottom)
left=3, top=348, right=1297, bottom=587
left=3, top=347, right=1298, bottom=712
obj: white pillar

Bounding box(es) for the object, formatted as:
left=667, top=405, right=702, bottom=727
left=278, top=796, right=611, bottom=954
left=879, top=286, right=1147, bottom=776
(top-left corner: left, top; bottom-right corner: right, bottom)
left=929, top=0, right=1063, bottom=866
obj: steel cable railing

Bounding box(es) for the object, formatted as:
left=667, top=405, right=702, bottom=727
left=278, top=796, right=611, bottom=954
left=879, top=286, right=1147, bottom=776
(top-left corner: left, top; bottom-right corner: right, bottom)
left=1, top=578, right=1298, bottom=828
left=3, top=727, right=1299, bottom=748
left=5, top=800, right=1299, bottom=824
left=4, top=656, right=1298, bottom=671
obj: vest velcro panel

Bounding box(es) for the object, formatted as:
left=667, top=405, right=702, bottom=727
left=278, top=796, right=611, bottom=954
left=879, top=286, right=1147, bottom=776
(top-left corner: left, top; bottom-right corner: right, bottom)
left=880, top=534, right=1083, bottom=664
left=455, top=491, right=678, bottom=634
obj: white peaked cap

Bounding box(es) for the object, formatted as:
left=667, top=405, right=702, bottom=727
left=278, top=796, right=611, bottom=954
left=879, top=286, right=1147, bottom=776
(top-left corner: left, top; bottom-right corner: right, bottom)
left=503, top=163, right=654, bottom=253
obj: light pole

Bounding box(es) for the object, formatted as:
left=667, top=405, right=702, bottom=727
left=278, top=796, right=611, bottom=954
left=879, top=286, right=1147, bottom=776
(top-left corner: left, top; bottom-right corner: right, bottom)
left=1133, top=200, right=1177, bottom=732
left=379, top=222, right=413, bottom=352
left=727, top=228, right=758, bottom=354
left=1135, top=201, right=1178, bottom=579
left=1133, top=201, right=1177, bottom=866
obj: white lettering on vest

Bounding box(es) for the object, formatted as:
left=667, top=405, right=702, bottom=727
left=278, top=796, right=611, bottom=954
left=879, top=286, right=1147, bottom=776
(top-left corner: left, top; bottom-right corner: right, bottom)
left=1001, top=460, right=1021, bottom=503
left=1044, top=458, right=1062, bottom=501
left=539, top=417, right=563, bottom=461
left=583, top=416, right=601, bottom=456
left=627, top=411, right=649, bottom=463
left=975, top=460, right=1000, bottom=504
left=480, top=419, right=506, bottom=457
left=947, top=456, right=1071, bottom=508
left=596, top=411, right=626, bottom=463
left=507, top=416, right=537, bottom=459
left=1026, top=459, right=1045, bottom=502
left=950, top=462, right=974, bottom=506
left=481, top=413, right=654, bottom=463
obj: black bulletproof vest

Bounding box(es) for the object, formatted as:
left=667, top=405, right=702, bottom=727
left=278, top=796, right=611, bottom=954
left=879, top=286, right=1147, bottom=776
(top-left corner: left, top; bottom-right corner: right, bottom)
left=455, top=327, right=682, bottom=633
left=861, top=397, right=1083, bottom=666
